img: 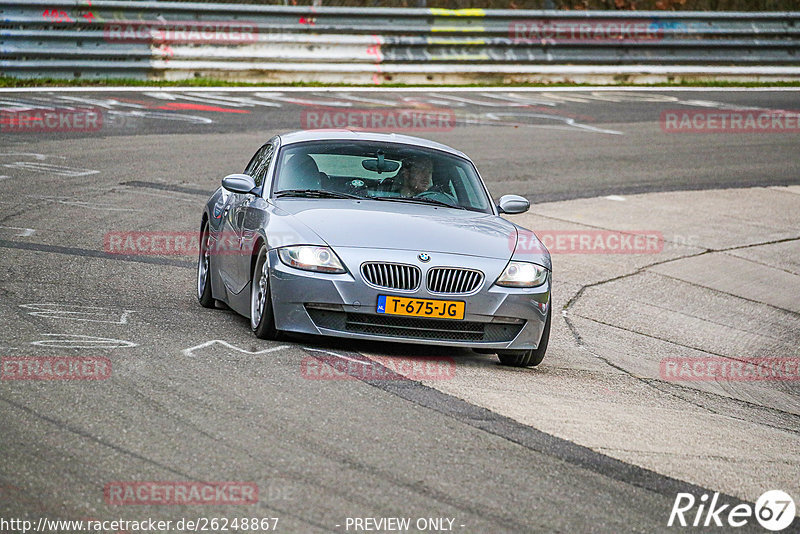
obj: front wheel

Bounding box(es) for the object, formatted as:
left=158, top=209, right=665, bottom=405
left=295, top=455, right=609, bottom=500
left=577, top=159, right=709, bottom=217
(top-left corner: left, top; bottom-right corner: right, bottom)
left=197, top=219, right=215, bottom=308
left=497, top=306, right=551, bottom=367
left=250, top=245, right=280, bottom=340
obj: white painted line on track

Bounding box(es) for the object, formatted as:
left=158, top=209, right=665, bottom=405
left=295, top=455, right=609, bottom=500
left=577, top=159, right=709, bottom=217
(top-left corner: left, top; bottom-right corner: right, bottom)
left=20, top=304, right=134, bottom=324
left=303, top=347, right=375, bottom=366
left=31, top=334, right=137, bottom=349
left=303, top=347, right=346, bottom=358
left=0, top=226, right=36, bottom=237
left=182, top=340, right=289, bottom=357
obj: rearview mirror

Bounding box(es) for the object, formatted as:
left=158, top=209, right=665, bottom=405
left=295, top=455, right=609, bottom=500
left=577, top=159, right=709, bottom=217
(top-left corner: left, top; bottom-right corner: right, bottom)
left=362, top=152, right=400, bottom=174
left=497, top=194, right=530, bottom=215
left=221, top=174, right=257, bottom=194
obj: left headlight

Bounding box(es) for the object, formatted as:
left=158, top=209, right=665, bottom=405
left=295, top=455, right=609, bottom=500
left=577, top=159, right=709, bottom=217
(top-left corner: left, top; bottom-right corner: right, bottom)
left=495, top=261, right=548, bottom=288
left=277, top=246, right=346, bottom=274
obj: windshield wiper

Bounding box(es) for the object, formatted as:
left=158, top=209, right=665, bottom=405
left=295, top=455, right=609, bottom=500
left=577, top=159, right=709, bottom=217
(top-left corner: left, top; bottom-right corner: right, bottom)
left=371, top=196, right=467, bottom=210
left=274, top=189, right=363, bottom=200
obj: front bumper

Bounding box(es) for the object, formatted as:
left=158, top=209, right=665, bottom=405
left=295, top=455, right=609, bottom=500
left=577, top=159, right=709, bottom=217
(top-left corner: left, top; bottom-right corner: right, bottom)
left=268, top=247, right=550, bottom=351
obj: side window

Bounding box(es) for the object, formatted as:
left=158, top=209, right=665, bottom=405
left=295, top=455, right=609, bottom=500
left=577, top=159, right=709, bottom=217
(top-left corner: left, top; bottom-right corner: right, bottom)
left=244, top=143, right=275, bottom=187
left=252, top=144, right=275, bottom=188
left=454, top=166, right=477, bottom=208
left=244, top=145, right=267, bottom=176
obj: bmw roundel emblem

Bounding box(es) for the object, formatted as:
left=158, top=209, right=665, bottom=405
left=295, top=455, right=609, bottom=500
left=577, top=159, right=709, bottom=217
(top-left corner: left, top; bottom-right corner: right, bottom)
left=418, top=253, right=430, bottom=263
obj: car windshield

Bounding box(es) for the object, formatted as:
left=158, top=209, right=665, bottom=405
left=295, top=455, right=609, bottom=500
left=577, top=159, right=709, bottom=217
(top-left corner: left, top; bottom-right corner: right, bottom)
left=271, top=140, right=492, bottom=213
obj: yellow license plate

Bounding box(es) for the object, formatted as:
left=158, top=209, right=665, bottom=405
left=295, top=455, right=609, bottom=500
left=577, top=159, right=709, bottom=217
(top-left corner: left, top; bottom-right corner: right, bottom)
left=377, top=295, right=465, bottom=320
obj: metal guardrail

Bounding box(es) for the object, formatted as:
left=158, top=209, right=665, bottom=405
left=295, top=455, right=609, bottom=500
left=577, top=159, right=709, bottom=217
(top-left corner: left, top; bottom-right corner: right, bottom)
left=1, top=0, right=799, bottom=82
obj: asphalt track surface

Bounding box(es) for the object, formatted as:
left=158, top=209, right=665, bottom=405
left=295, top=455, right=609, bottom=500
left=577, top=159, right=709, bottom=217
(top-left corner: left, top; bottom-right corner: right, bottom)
left=0, top=88, right=798, bottom=533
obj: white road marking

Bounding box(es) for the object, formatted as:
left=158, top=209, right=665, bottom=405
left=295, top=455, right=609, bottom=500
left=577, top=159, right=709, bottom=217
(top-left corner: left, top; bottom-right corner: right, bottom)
left=106, top=109, right=214, bottom=124
left=144, top=91, right=282, bottom=108
left=481, top=92, right=558, bottom=107
left=253, top=92, right=353, bottom=107
left=0, top=152, right=47, bottom=160
left=20, top=304, right=134, bottom=324
left=437, top=93, right=539, bottom=108
left=3, top=162, right=99, bottom=177
left=27, top=195, right=142, bottom=212
left=27, top=196, right=140, bottom=212
left=324, top=92, right=399, bottom=106
left=52, top=95, right=146, bottom=110
left=605, top=195, right=627, bottom=201
left=303, top=347, right=345, bottom=357
left=483, top=112, right=623, bottom=135
left=0, top=226, right=35, bottom=237
left=184, top=92, right=285, bottom=108
left=0, top=104, right=50, bottom=112
left=51, top=200, right=139, bottom=212
left=303, top=347, right=371, bottom=366
left=31, top=334, right=137, bottom=349
left=182, top=340, right=289, bottom=357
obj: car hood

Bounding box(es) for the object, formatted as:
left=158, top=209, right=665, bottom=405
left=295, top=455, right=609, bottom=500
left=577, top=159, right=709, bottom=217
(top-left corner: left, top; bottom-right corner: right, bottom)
left=273, top=199, right=517, bottom=260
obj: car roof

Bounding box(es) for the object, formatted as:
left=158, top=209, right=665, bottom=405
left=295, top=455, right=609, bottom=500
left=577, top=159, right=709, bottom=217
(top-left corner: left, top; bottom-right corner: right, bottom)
left=277, top=130, right=469, bottom=159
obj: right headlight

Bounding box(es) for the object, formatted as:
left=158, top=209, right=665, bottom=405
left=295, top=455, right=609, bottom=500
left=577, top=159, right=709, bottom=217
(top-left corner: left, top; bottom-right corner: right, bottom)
left=495, top=261, right=548, bottom=288
left=277, top=245, right=346, bottom=274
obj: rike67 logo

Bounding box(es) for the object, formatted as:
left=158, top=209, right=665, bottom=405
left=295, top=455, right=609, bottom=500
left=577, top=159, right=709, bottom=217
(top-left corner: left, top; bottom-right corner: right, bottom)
left=669, top=490, right=796, bottom=531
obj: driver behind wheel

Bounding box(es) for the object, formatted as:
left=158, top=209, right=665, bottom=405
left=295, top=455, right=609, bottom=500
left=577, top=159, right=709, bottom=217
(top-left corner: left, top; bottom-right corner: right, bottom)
left=398, top=155, right=433, bottom=197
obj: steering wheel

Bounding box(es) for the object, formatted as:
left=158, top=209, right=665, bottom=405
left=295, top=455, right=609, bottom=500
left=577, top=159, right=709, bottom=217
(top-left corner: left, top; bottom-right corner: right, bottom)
left=414, top=189, right=457, bottom=205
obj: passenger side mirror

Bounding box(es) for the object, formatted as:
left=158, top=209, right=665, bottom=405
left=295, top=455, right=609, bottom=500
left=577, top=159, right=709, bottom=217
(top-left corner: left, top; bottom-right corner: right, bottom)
left=497, top=194, right=530, bottom=215
left=222, top=174, right=257, bottom=194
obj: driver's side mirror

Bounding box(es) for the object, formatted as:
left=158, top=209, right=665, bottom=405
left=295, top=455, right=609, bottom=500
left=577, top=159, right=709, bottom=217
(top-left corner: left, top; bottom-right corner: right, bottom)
left=497, top=194, right=530, bottom=215
left=221, top=174, right=257, bottom=194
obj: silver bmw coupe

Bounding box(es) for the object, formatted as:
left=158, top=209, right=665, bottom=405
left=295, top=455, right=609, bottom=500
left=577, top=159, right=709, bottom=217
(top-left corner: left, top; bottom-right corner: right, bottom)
left=197, top=130, right=552, bottom=367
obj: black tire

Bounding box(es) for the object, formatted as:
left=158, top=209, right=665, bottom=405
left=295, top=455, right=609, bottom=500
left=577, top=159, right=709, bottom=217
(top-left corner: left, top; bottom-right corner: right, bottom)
left=250, top=244, right=280, bottom=340
left=497, top=306, right=551, bottom=367
left=196, top=219, right=216, bottom=309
